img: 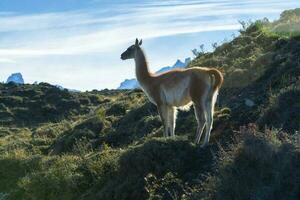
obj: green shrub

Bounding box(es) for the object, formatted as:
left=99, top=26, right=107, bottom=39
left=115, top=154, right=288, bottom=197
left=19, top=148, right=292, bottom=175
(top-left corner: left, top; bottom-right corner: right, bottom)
left=104, top=102, right=159, bottom=146
left=33, top=121, right=72, bottom=138
left=145, top=172, right=185, bottom=200
left=259, top=90, right=300, bottom=132
left=17, top=156, right=85, bottom=200
left=50, top=116, right=104, bottom=154
left=0, top=150, right=42, bottom=195
left=94, top=137, right=208, bottom=200
left=106, top=102, right=127, bottom=116
left=203, top=128, right=300, bottom=200
left=11, top=147, right=120, bottom=200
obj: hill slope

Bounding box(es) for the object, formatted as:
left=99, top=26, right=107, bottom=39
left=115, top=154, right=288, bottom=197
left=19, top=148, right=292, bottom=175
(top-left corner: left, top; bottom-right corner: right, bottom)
left=0, top=9, right=300, bottom=200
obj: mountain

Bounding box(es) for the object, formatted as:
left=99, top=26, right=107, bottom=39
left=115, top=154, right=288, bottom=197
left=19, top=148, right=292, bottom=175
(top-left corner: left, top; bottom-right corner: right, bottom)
left=6, top=73, right=24, bottom=84
left=4, top=74, right=79, bottom=92
left=118, top=57, right=191, bottom=89
left=55, top=84, right=81, bottom=93
left=156, top=58, right=191, bottom=74
left=117, top=79, right=140, bottom=90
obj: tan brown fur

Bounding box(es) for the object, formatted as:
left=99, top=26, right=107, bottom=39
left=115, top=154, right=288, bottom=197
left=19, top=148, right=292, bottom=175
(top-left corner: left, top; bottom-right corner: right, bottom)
left=121, top=39, right=223, bottom=146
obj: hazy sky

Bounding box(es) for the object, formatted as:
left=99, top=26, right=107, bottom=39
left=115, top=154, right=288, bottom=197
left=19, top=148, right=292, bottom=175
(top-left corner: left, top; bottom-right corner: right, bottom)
left=0, top=0, right=300, bottom=90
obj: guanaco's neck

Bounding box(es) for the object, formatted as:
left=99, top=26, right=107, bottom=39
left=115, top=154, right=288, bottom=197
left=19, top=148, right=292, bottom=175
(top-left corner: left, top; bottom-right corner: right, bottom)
left=134, top=48, right=152, bottom=84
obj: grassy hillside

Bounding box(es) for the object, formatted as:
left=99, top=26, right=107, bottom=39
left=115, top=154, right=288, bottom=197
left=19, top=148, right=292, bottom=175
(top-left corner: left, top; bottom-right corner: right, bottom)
left=190, top=8, right=300, bottom=132
left=0, top=82, right=103, bottom=126
left=0, top=9, right=300, bottom=200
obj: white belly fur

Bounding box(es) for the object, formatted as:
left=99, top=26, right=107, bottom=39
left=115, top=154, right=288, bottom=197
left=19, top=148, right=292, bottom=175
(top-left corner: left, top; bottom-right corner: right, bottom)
left=160, top=77, right=192, bottom=110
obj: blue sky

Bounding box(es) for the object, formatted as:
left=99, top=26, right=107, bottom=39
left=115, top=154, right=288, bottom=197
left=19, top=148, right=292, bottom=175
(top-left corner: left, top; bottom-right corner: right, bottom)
left=0, top=0, right=300, bottom=90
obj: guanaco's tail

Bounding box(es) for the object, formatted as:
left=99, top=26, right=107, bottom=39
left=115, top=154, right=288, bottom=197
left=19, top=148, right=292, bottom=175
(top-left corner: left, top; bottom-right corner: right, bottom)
left=207, top=68, right=223, bottom=113
left=207, top=68, right=223, bottom=92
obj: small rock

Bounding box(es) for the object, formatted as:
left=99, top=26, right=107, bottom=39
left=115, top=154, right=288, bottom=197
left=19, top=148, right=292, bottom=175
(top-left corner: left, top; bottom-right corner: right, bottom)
left=0, top=192, right=8, bottom=200
left=245, top=98, right=255, bottom=107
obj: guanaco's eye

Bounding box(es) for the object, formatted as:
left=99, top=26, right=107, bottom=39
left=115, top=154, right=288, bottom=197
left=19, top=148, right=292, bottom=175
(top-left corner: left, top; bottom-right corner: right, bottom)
left=129, top=45, right=135, bottom=50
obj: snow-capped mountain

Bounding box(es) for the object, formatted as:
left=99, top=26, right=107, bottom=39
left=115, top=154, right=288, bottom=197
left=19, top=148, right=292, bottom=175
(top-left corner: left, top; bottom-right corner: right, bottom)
left=118, top=57, right=191, bottom=90
left=156, top=58, right=190, bottom=74
left=118, top=79, right=140, bottom=90
left=6, top=73, right=24, bottom=84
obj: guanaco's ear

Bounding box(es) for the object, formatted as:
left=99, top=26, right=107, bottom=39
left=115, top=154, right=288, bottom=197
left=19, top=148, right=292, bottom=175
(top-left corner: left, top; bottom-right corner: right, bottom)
left=135, top=38, right=139, bottom=46
left=139, top=39, right=143, bottom=46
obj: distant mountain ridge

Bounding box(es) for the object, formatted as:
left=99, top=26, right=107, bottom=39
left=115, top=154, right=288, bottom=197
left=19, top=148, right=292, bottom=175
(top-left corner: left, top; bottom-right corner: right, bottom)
left=6, top=73, right=24, bottom=84
left=4, top=73, right=79, bottom=92
left=118, top=78, right=139, bottom=90
left=118, top=57, right=191, bottom=90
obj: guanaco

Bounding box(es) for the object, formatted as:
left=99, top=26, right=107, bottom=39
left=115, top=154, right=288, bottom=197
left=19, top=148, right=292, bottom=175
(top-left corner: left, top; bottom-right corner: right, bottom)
left=121, top=39, right=223, bottom=147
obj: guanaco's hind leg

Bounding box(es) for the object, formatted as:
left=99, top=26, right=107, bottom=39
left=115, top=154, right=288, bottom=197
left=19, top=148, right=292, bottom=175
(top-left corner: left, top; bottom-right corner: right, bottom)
left=202, top=91, right=217, bottom=147
left=168, top=107, right=177, bottom=137
left=202, top=101, right=212, bottom=147
left=157, top=105, right=171, bottom=137
left=194, top=103, right=207, bottom=144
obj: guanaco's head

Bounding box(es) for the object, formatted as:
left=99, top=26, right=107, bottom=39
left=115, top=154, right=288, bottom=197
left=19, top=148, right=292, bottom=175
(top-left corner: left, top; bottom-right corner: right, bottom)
left=121, top=38, right=142, bottom=60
